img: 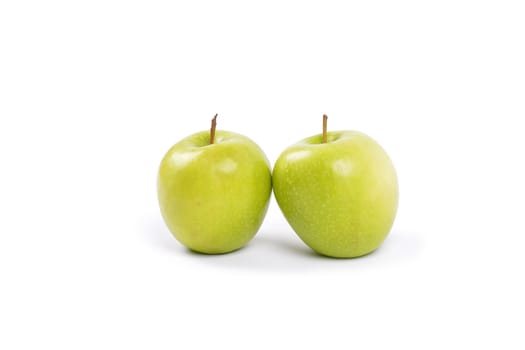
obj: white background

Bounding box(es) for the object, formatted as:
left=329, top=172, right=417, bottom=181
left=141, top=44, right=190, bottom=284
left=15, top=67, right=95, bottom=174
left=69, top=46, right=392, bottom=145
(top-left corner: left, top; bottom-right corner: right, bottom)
left=1, top=1, right=524, bottom=349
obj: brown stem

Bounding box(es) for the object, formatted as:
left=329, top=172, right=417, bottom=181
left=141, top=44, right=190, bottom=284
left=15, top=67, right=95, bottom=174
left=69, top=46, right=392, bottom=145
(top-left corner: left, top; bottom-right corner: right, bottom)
left=210, top=114, right=218, bottom=144
left=322, top=114, right=328, bottom=143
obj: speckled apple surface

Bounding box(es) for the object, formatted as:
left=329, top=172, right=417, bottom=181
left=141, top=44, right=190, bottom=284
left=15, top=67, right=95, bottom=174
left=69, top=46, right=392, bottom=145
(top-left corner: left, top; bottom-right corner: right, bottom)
left=273, top=131, right=398, bottom=258
left=157, top=130, right=272, bottom=254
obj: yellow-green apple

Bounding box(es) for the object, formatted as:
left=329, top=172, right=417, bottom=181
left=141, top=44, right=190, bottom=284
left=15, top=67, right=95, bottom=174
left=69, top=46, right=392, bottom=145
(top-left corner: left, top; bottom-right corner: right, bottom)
left=273, top=115, right=398, bottom=258
left=157, top=115, right=272, bottom=254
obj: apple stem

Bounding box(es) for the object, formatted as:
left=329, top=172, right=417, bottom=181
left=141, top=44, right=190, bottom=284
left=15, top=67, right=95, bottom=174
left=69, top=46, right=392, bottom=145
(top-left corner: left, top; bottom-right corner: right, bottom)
left=322, top=114, right=328, bottom=143
left=210, top=114, right=218, bottom=145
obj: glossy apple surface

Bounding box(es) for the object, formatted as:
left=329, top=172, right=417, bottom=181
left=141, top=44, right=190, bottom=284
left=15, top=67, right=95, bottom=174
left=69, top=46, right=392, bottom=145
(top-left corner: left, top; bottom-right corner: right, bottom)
left=157, top=130, right=272, bottom=254
left=273, top=131, right=398, bottom=258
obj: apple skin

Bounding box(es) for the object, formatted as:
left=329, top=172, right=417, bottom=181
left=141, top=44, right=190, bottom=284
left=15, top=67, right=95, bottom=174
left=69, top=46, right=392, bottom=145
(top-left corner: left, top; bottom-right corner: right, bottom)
left=273, top=131, right=398, bottom=258
left=157, top=130, right=272, bottom=254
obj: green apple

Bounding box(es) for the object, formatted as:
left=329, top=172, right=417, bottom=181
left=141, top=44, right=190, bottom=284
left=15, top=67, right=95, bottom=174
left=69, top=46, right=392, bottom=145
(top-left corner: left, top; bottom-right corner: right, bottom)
left=273, top=115, right=398, bottom=258
left=157, top=115, right=272, bottom=254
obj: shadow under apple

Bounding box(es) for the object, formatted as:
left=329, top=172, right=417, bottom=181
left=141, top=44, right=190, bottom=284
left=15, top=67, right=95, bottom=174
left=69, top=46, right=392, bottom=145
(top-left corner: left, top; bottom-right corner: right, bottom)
left=140, top=217, right=421, bottom=272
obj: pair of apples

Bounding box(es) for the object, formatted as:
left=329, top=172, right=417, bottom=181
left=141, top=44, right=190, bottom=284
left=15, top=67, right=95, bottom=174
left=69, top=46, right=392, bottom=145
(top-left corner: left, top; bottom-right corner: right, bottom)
left=157, top=115, right=398, bottom=258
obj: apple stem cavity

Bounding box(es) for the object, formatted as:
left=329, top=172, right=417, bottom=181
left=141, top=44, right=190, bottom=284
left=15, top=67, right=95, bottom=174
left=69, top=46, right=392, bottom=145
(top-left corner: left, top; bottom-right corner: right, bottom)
left=210, top=114, right=218, bottom=145
left=322, top=114, right=328, bottom=143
